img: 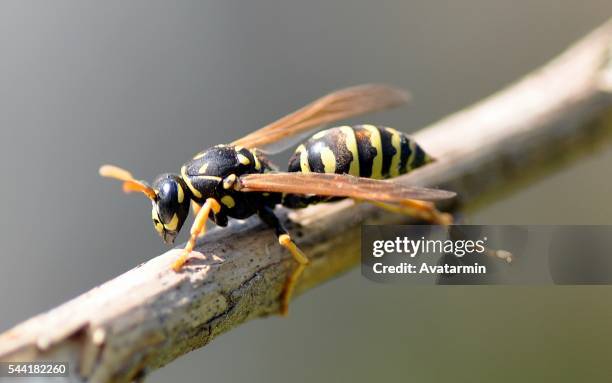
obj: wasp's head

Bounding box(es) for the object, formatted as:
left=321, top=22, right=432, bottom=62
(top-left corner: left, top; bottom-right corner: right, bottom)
left=99, top=165, right=192, bottom=245
left=151, top=174, right=192, bottom=244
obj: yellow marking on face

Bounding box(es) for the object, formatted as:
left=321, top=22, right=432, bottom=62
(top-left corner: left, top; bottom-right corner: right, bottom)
left=386, top=127, right=402, bottom=177
left=407, top=140, right=417, bottom=171
left=340, top=126, right=360, bottom=176
left=238, top=154, right=250, bottom=165
left=199, top=162, right=209, bottom=174
left=312, top=129, right=329, bottom=139
left=319, top=145, right=337, bottom=173
left=221, top=195, right=235, bottom=208
left=181, top=166, right=203, bottom=198
left=250, top=149, right=261, bottom=170
left=164, top=213, right=179, bottom=231
left=263, top=192, right=270, bottom=196
left=297, top=144, right=311, bottom=173
left=193, top=151, right=206, bottom=160
left=152, top=209, right=164, bottom=234
left=363, top=125, right=383, bottom=179
left=177, top=182, right=184, bottom=203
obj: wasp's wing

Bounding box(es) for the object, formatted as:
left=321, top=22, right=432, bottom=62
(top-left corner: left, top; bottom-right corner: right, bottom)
left=231, top=84, right=410, bottom=152
left=238, top=172, right=455, bottom=202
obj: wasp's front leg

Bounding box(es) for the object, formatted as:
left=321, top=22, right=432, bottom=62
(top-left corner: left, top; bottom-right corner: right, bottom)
left=172, top=197, right=221, bottom=271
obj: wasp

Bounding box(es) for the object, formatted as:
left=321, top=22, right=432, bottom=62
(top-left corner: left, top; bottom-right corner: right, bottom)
left=99, top=84, right=455, bottom=315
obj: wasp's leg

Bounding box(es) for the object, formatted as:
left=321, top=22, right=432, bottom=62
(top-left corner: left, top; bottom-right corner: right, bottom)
left=172, top=198, right=221, bottom=271
left=258, top=206, right=309, bottom=316
left=191, top=201, right=210, bottom=238
left=361, top=199, right=453, bottom=225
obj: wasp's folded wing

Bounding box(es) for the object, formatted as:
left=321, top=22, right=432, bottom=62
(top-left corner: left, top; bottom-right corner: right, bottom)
left=231, top=84, right=410, bottom=151
left=238, top=172, right=455, bottom=202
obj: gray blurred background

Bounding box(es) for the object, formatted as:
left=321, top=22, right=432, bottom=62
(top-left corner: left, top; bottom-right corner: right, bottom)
left=1, top=1, right=612, bottom=382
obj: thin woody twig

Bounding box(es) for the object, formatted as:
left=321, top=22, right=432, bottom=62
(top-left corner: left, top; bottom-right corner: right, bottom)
left=1, top=19, right=612, bottom=383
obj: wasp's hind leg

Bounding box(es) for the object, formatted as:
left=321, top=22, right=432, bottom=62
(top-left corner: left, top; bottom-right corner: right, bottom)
left=172, top=198, right=221, bottom=271
left=362, top=199, right=452, bottom=225
left=258, top=206, right=309, bottom=316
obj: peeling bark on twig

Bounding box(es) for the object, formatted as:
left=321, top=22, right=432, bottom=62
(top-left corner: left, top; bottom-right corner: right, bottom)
left=1, top=19, right=612, bottom=383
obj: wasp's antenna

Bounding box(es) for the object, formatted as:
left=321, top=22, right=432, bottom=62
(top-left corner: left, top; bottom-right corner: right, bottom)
left=99, top=164, right=157, bottom=201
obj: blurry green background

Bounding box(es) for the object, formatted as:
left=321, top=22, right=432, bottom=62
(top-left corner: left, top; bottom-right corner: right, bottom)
left=1, top=1, right=612, bottom=382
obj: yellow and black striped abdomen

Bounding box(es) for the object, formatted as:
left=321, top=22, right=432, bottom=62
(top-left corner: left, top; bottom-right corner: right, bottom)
left=287, top=125, right=432, bottom=179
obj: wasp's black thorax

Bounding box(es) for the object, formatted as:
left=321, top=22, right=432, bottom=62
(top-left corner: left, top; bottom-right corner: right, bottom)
left=181, top=145, right=279, bottom=226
